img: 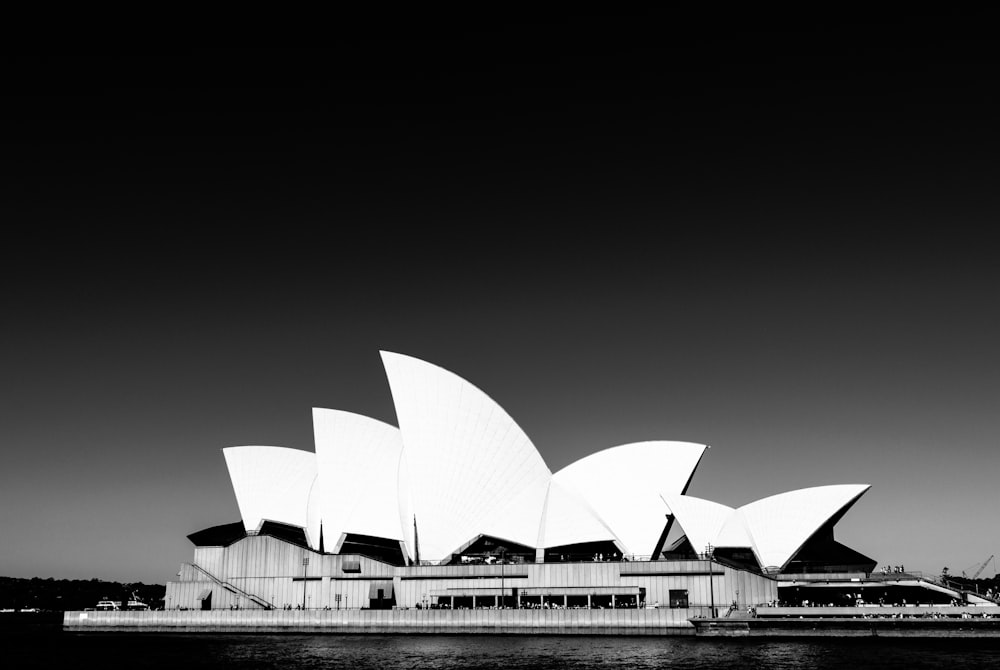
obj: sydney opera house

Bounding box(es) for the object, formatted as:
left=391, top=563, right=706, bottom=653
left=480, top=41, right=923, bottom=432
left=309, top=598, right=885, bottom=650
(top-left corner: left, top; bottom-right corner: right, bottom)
left=165, top=352, right=881, bottom=613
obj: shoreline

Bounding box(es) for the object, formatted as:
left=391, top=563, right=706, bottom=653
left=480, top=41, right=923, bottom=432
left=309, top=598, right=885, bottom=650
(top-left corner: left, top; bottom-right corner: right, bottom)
left=63, top=609, right=694, bottom=635
left=59, top=606, right=1000, bottom=637
left=692, top=616, right=1000, bottom=638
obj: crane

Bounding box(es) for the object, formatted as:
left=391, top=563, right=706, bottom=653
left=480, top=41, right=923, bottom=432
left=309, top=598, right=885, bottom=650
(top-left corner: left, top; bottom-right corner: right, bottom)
left=970, top=554, right=995, bottom=580
left=962, top=554, right=993, bottom=579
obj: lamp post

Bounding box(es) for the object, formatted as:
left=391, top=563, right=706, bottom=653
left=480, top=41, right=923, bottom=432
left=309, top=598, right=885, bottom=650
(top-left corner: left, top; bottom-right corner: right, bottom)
left=499, top=547, right=506, bottom=609
left=706, top=544, right=716, bottom=618
left=302, top=557, right=310, bottom=610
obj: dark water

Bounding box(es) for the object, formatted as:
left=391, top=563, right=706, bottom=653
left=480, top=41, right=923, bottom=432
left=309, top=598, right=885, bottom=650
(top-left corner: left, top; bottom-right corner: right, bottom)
left=7, top=630, right=1000, bottom=669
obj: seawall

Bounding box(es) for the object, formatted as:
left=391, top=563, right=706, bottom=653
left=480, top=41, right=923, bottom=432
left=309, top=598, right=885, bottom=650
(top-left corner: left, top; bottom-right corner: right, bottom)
left=692, top=611, right=1000, bottom=638
left=757, top=605, right=1000, bottom=619
left=63, top=608, right=695, bottom=635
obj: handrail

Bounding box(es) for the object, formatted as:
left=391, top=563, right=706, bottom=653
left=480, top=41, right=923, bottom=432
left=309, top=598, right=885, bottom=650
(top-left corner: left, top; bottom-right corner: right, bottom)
left=410, top=552, right=716, bottom=567
left=779, top=571, right=927, bottom=582
left=188, top=563, right=273, bottom=610
left=932, top=577, right=996, bottom=601
left=778, top=570, right=998, bottom=603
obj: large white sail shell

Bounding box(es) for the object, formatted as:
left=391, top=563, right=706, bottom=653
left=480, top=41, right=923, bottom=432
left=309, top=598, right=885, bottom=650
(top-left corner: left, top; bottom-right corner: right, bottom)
left=381, top=351, right=551, bottom=563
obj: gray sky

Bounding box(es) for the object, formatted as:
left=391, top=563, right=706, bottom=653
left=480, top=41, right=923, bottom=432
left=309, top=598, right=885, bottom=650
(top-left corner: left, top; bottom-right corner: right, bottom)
left=1, top=39, right=998, bottom=583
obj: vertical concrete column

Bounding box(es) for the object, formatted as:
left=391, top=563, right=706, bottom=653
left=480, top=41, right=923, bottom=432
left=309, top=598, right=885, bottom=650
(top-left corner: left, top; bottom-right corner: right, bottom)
left=495, top=595, right=499, bottom=608
left=535, top=548, right=545, bottom=563
left=587, top=594, right=592, bottom=609
left=563, top=595, right=568, bottom=608
left=472, top=596, right=476, bottom=609
left=611, top=595, right=616, bottom=609
left=450, top=596, right=455, bottom=609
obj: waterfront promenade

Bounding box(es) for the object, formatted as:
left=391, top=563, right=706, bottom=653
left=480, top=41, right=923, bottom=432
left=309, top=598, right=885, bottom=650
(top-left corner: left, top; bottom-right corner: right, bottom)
left=691, top=604, right=1000, bottom=637
left=65, top=603, right=1000, bottom=637
left=63, top=608, right=696, bottom=635
left=756, top=605, right=1000, bottom=619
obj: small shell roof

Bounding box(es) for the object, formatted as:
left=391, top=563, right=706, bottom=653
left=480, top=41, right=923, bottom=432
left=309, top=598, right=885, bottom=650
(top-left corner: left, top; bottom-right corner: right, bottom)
left=553, top=441, right=706, bottom=557
left=737, top=484, right=871, bottom=570
left=312, top=408, right=406, bottom=551
left=660, top=493, right=734, bottom=556
left=223, top=446, right=318, bottom=546
left=665, top=484, right=871, bottom=570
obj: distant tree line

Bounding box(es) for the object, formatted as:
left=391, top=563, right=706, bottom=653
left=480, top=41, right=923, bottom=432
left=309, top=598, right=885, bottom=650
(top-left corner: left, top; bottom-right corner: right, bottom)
left=0, top=577, right=165, bottom=611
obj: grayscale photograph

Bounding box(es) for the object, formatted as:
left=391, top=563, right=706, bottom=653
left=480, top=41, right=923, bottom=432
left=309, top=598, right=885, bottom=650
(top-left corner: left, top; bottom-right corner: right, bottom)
left=2, top=29, right=999, bottom=668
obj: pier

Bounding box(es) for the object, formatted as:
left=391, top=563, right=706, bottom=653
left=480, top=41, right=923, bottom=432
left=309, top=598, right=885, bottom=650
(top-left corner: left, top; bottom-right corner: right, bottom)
left=691, top=605, right=1000, bottom=637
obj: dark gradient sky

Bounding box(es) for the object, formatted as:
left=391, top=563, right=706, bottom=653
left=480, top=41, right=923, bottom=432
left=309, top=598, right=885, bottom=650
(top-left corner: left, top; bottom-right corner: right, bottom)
left=2, top=36, right=998, bottom=583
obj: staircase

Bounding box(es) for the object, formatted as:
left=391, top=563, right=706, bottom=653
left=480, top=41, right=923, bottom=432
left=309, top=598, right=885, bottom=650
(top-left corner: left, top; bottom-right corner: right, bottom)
left=722, top=604, right=754, bottom=619
left=187, top=563, right=273, bottom=609
left=930, top=576, right=993, bottom=604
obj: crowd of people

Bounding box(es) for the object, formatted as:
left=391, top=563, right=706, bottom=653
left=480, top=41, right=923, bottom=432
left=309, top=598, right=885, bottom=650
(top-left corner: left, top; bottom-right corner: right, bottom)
left=859, top=610, right=995, bottom=619
left=417, top=599, right=645, bottom=610
left=458, top=551, right=641, bottom=564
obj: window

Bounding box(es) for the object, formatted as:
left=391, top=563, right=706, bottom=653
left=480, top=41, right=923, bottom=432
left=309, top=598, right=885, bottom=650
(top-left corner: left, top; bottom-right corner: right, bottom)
left=669, top=589, right=689, bottom=608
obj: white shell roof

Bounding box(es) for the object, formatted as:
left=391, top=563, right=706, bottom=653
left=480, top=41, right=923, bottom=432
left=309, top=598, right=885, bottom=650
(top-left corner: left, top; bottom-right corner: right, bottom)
left=736, top=484, right=870, bottom=571
left=660, top=493, right=734, bottom=557
left=223, top=446, right=318, bottom=545
left=312, top=408, right=406, bottom=552
left=552, top=441, right=707, bottom=558
left=713, top=508, right=757, bottom=553
left=217, top=352, right=872, bottom=570
left=666, top=484, right=871, bottom=571
left=381, top=351, right=552, bottom=563
left=537, top=480, right=620, bottom=549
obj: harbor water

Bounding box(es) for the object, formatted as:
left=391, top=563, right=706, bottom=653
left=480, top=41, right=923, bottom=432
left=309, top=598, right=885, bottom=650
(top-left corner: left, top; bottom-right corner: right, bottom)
left=6, top=629, right=1000, bottom=669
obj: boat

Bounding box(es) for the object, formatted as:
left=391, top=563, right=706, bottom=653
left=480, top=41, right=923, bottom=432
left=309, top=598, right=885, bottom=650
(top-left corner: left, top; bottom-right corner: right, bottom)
left=125, top=592, right=150, bottom=610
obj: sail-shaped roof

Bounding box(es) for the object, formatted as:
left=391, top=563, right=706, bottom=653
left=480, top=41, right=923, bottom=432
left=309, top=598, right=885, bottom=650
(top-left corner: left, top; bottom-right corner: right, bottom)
left=312, top=408, right=406, bottom=553
left=736, top=484, right=870, bottom=571
left=553, top=441, right=706, bottom=557
left=215, top=352, right=872, bottom=572
left=660, top=493, right=734, bottom=557
left=665, top=484, right=871, bottom=571
left=223, top=446, right=318, bottom=545
left=537, top=480, right=621, bottom=549
left=380, top=351, right=552, bottom=563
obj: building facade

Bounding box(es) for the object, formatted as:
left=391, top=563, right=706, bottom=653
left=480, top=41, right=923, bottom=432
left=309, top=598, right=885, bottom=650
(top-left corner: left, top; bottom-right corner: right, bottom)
left=165, top=351, right=873, bottom=613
